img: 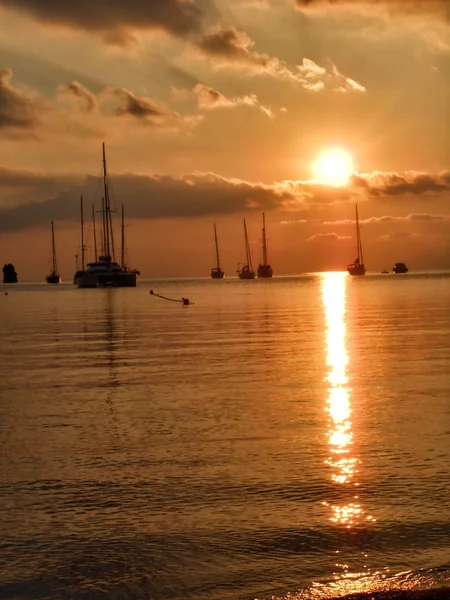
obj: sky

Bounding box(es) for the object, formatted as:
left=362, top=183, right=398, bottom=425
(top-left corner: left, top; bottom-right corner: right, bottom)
left=0, top=0, right=450, bottom=279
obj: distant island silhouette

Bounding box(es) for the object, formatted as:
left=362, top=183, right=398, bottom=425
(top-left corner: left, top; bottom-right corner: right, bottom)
left=2, top=263, right=18, bottom=283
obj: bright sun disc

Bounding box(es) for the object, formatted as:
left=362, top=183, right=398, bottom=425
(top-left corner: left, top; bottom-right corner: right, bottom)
left=314, top=149, right=353, bottom=186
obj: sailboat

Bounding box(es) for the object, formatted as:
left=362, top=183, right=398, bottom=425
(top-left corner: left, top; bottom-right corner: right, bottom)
left=46, top=221, right=61, bottom=284
left=75, top=143, right=138, bottom=288
left=73, top=196, right=87, bottom=284
left=347, top=204, right=366, bottom=276
left=237, top=218, right=255, bottom=279
left=211, top=223, right=224, bottom=279
left=257, top=212, right=273, bottom=278
left=120, top=204, right=140, bottom=276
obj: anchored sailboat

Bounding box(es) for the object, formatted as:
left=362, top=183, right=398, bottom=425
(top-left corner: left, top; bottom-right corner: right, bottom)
left=257, top=212, right=273, bottom=278
left=347, top=204, right=366, bottom=276
left=211, top=223, right=224, bottom=279
left=237, top=218, right=255, bottom=279
left=46, top=221, right=61, bottom=284
left=73, top=196, right=86, bottom=284
left=75, top=143, right=138, bottom=288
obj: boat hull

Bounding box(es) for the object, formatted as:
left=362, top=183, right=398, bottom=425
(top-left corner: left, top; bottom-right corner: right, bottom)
left=393, top=263, right=409, bottom=273
left=76, top=271, right=137, bottom=288
left=46, top=274, right=61, bottom=284
left=211, top=268, right=224, bottom=279
left=257, top=264, right=273, bottom=278
left=347, top=263, right=366, bottom=276
left=238, top=269, right=255, bottom=280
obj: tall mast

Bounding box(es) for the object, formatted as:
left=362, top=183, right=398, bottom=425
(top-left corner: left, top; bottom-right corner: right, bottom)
left=80, top=196, right=85, bottom=271
left=356, top=204, right=364, bottom=264
left=262, top=212, right=268, bottom=266
left=102, top=142, right=115, bottom=262
left=101, top=196, right=107, bottom=257
left=243, top=218, right=253, bottom=271
left=92, top=204, right=97, bottom=261
left=50, top=221, right=58, bottom=274
left=121, top=204, right=125, bottom=267
left=214, top=223, right=221, bottom=270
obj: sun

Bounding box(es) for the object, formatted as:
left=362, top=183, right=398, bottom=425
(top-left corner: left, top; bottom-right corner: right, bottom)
left=313, top=148, right=353, bottom=186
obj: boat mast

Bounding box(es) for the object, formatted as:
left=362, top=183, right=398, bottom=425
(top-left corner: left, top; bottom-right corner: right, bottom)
left=244, top=218, right=253, bottom=271
left=102, top=142, right=115, bottom=262
left=356, top=204, right=364, bottom=264
left=121, top=204, right=125, bottom=267
left=101, top=196, right=106, bottom=258
left=92, top=204, right=97, bottom=261
left=51, top=220, right=57, bottom=274
left=262, top=212, right=268, bottom=266
left=214, top=223, right=221, bottom=270
left=80, top=196, right=85, bottom=271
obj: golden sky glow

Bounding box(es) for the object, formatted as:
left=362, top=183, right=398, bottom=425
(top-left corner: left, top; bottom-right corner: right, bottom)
left=1, top=0, right=450, bottom=278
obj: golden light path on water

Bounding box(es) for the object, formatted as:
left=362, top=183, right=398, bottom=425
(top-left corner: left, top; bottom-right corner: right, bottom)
left=321, top=273, right=374, bottom=528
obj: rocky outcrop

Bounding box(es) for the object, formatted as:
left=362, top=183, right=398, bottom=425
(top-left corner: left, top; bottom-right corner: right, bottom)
left=2, top=263, right=18, bottom=283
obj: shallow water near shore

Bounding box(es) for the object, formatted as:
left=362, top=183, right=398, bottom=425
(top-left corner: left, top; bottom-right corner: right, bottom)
left=1, top=273, right=449, bottom=600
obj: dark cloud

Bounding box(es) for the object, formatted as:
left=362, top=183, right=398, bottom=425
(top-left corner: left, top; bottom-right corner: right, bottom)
left=0, top=0, right=203, bottom=46
left=196, top=27, right=273, bottom=68
left=0, top=169, right=296, bottom=233
left=351, top=171, right=450, bottom=197
left=0, top=68, right=41, bottom=133
left=58, top=81, right=97, bottom=112
left=111, top=89, right=167, bottom=120
left=307, top=232, right=350, bottom=242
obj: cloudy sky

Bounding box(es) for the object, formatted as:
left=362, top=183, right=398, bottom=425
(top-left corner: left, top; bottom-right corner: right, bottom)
left=1, top=0, right=450, bottom=279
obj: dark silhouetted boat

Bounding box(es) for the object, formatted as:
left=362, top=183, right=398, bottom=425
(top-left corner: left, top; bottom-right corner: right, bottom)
left=2, top=263, right=18, bottom=283
left=75, top=143, right=138, bottom=288
left=257, top=212, right=273, bottom=278
left=211, top=223, right=224, bottom=279
left=237, top=218, right=255, bottom=279
left=393, top=262, right=409, bottom=273
left=45, top=221, right=61, bottom=284
left=347, top=204, right=366, bottom=276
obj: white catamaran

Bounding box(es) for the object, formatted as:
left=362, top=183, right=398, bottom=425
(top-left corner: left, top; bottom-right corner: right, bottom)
left=211, top=223, right=224, bottom=279
left=46, top=220, right=61, bottom=284
left=347, top=204, right=366, bottom=276
left=257, top=212, right=273, bottom=278
left=237, top=218, right=255, bottom=279
left=75, top=143, right=138, bottom=288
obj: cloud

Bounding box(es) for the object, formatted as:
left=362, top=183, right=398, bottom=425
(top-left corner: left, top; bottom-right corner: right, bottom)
left=192, top=83, right=272, bottom=116
left=325, top=213, right=449, bottom=225
left=351, top=171, right=450, bottom=196
left=0, top=169, right=299, bottom=233
left=0, top=68, right=41, bottom=134
left=58, top=81, right=97, bottom=112
left=0, top=0, right=203, bottom=46
left=307, top=232, right=351, bottom=242
left=293, top=0, right=450, bottom=18
left=379, top=231, right=420, bottom=242
left=195, top=27, right=365, bottom=92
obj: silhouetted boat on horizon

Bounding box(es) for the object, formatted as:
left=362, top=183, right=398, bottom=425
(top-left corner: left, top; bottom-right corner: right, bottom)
left=257, top=212, right=273, bottom=278
left=75, top=143, right=138, bottom=288
left=237, top=218, right=255, bottom=279
left=211, top=223, right=224, bottom=279
left=45, top=220, right=61, bottom=284
left=393, top=262, right=409, bottom=274
left=347, top=204, right=366, bottom=276
left=2, top=263, right=18, bottom=283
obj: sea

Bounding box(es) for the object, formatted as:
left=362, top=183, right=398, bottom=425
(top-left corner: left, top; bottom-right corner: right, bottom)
left=0, top=272, right=449, bottom=600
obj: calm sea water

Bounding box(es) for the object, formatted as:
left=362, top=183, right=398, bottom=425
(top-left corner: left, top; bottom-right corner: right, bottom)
left=1, top=273, right=449, bottom=600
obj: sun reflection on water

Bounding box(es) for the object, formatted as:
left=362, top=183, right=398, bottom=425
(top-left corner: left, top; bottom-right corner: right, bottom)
left=321, top=272, right=373, bottom=527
